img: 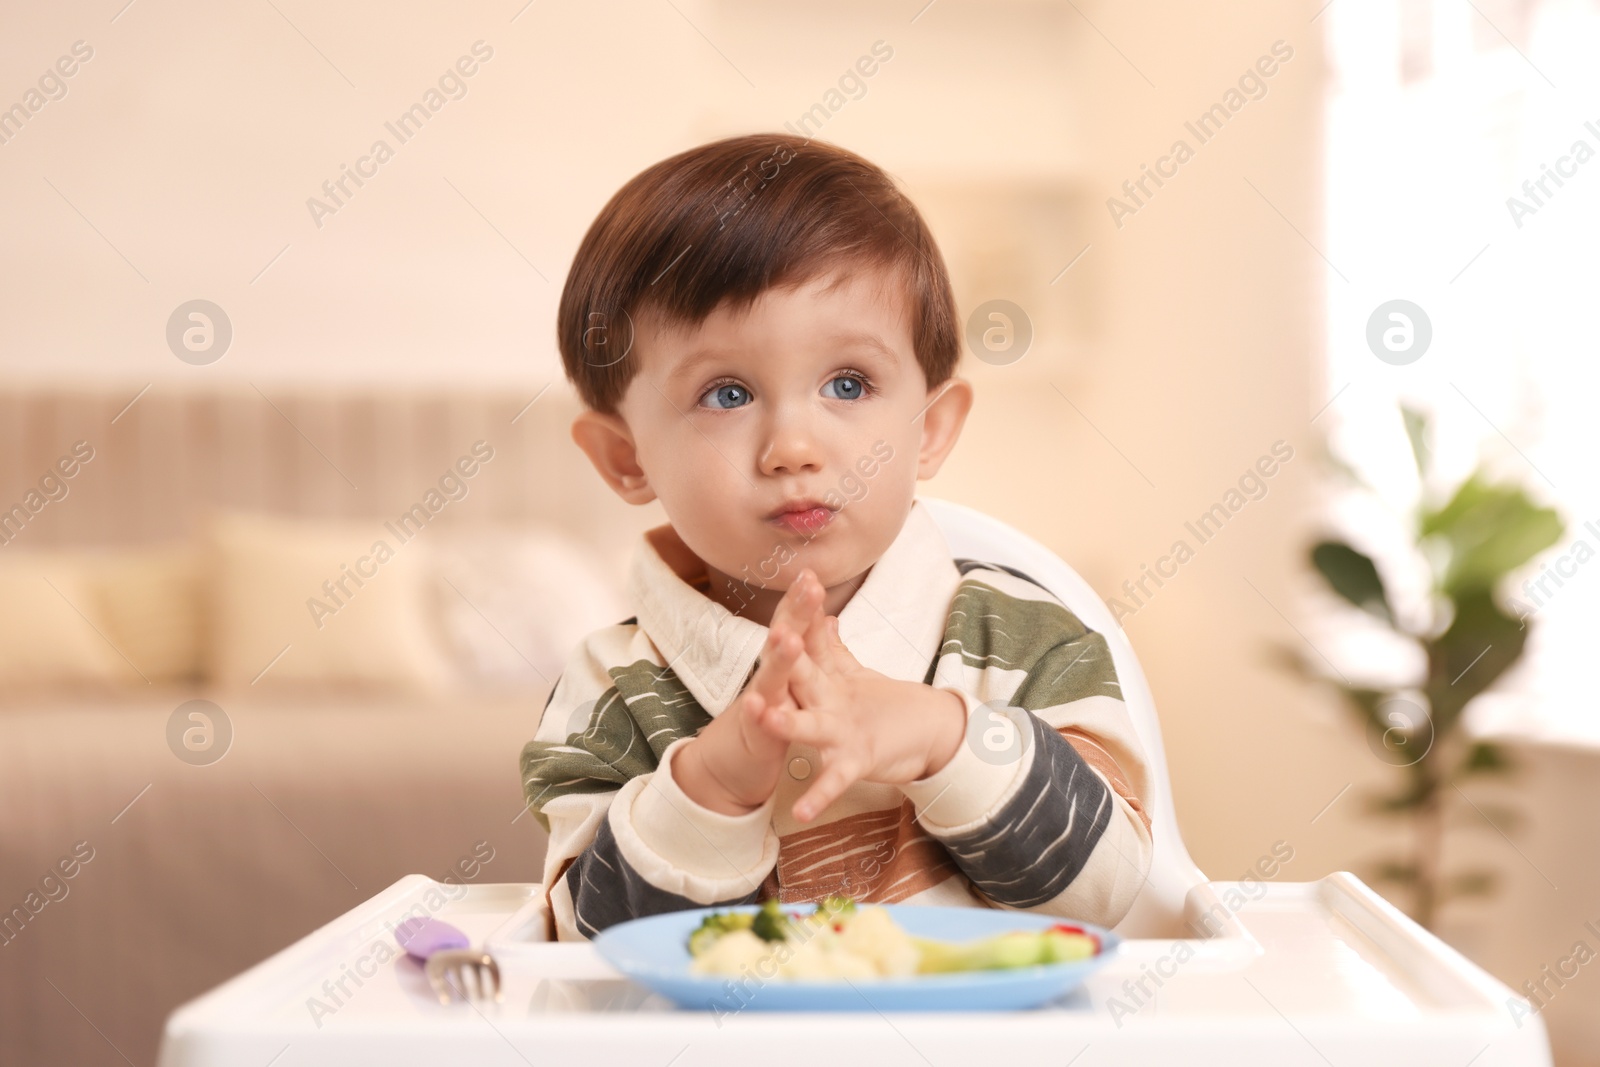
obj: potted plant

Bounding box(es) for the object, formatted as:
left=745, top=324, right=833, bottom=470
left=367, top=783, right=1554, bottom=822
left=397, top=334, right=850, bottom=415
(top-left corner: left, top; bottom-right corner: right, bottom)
left=1281, top=404, right=1563, bottom=929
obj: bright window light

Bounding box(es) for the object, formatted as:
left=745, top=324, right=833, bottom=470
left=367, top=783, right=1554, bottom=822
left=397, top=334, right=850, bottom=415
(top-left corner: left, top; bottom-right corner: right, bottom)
left=1323, top=0, right=1600, bottom=744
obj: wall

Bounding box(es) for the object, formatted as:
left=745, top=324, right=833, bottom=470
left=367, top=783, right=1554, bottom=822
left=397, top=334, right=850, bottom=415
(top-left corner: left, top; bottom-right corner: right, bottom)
left=917, top=2, right=1388, bottom=895
left=2, top=0, right=1408, bottom=963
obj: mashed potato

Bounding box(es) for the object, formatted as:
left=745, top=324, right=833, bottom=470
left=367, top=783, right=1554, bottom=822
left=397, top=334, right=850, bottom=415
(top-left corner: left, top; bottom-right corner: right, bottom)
left=684, top=897, right=1101, bottom=980
left=688, top=905, right=918, bottom=980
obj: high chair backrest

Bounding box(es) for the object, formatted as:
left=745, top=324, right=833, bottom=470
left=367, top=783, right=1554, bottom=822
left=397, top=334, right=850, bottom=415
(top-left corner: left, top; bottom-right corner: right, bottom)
left=919, top=495, right=1208, bottom=938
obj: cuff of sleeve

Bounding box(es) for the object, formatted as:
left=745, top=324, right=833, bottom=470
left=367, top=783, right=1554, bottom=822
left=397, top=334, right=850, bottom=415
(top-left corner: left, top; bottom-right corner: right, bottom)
left=900, top=687, right=1033, bottom=832
left=616, top=735, right=780, bottom=885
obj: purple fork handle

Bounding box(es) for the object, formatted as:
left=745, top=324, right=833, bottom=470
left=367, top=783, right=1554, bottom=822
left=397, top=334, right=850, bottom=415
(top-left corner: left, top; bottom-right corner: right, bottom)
left=395, top=917, right=470, bottom=961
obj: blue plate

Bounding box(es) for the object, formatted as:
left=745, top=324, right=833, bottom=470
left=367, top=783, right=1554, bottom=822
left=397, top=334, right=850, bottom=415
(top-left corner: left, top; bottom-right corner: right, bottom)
left=591, top=903, right=1120, bottom=1012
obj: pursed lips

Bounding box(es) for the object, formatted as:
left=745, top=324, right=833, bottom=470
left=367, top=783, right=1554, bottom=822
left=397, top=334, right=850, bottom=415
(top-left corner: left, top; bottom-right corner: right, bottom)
left=768, top=503, right=836, bottom=534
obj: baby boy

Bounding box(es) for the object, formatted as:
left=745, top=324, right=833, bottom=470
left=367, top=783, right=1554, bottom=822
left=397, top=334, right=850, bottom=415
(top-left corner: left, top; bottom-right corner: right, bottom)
left=521, top=133, right=1154, bottom=942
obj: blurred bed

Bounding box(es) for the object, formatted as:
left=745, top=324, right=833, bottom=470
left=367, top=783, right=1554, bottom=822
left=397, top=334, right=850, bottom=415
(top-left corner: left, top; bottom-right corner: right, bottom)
left=0, top=386, right=646, bottom=1066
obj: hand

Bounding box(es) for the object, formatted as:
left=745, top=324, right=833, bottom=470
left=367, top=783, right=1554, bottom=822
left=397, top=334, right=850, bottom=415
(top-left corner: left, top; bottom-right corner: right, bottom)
left=752, top=599, right=968, bottom=823
left=674, top=568, right=829, bottom=815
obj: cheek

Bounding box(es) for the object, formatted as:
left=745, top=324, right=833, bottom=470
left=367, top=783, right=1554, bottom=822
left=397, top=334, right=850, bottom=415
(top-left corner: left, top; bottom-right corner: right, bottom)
left=644, top=419, right=732, bottom=478
left=647, top=429, right=750, bottom=521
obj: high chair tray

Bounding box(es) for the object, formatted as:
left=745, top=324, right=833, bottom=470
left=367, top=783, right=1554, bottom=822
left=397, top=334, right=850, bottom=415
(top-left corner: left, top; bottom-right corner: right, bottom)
left=158, top=873, right=1551, bottom=1067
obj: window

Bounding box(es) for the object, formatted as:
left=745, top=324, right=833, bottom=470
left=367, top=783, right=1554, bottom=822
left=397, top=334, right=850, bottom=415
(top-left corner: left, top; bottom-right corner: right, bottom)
left=1322, top=0, right=1600, bottom=741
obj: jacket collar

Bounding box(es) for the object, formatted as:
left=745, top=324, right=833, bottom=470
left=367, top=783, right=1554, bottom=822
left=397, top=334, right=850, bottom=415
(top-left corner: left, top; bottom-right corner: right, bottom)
left=627, top=498, right=962, bottom=717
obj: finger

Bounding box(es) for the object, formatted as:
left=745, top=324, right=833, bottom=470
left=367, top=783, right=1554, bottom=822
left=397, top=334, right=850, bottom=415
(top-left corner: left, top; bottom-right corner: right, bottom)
left=826, top=615, right=860, bottom=668
left=793, top=761, right=856, bottom=823
left=800, top=585, right=834, bottom=671
left=772, top=568, right=822, bottom=645
left=749, top=625, right=800, bottom=707
left=786, top=647, right=833, bottom=709
left=745, top=692, right=799, bottom=751
left=734, top=688, right=767, bottom=746
left=768, top=568, right=807, bottom=629
left=759, top=703, right=832, bottom=746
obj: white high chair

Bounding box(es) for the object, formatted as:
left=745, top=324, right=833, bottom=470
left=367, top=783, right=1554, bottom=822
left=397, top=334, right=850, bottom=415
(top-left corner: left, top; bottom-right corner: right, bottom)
left=159, top=498, right=1555, bottom=1066
left=918, top=495, right=1206, bottom=938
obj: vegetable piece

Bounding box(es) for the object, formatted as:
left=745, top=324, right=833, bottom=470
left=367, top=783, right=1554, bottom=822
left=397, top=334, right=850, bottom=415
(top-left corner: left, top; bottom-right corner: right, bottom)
left=686, top=909, right=755, bottom=957
left=912, top=927, right=1101, bottom=974
left=817, top=894, right=857, bottom=920
left=1041, top=929, right=1099, bottom=963
left=1045, top=923, right=1101, bottom=959
left=750, top=898, right=791, bottom=943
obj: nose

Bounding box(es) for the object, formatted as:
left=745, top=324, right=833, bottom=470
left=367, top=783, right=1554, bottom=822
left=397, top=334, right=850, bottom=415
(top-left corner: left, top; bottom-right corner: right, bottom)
left=757, top=402, right=823, bottom=476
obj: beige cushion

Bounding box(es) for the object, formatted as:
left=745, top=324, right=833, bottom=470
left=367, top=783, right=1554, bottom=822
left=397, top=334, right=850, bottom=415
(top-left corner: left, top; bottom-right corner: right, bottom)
left=430, top=526, right=630, bottom=688
left=0, top=553, right=134, bottom=685
left=206, top=512, right=455, bottom=690
left=94, top=546, right=204, bottom=683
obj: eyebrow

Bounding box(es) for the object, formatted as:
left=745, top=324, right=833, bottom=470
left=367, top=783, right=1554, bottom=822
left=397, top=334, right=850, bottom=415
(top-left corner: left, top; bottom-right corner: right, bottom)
left=666, top=331, right=899, bottom=385
left=665, top=347, right=731, bottom=386
left=828, top=331, right=901, bottom=364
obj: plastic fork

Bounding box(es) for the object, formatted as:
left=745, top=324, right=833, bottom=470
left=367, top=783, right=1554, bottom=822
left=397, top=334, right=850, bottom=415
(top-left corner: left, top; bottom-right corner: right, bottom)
left=424, top=948, right=504, bottom=1006
left=393, top=917, right=504, bottom=1006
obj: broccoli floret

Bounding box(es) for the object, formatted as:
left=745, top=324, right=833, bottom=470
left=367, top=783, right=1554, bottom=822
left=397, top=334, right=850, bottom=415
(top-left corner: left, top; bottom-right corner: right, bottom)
left=687, top=924, right=720, bottom=957
left=817, top=894, right=857, bottom=920
left=750, top=898, right=791, bottom=942
left=686, top=909, right=756, bottom=956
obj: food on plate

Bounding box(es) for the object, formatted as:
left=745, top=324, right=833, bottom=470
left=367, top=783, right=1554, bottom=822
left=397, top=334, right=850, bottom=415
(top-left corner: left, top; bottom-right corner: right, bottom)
left=685, top=895, right=1101, bottom=980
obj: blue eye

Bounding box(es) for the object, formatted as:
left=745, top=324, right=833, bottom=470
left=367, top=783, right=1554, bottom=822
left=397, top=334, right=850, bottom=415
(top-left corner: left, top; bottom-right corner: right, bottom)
left=822, top=374, right=869, bottom=400
left=700, top=382, right=750, bottom=409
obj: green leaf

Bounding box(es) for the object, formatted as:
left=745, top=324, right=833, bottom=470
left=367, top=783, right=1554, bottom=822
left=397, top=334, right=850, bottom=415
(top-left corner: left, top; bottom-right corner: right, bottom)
left=1401, top=404, right=1430, bottom=479
left=1337, top=686, right=1393, bottom=735
left=1311, top=540, right=1395, bottom=624
left=1458, top=740, right=1516, bottom=777
left=1371, top=860, right=1419, bottom=884
left=1418, top=473, right=1564, bottom=595
left=1365, top=777, right=1433, bottom=814
left=1442, top=869, right=1498, bottom=900
left=1423, top=589, right=1528, bottom=731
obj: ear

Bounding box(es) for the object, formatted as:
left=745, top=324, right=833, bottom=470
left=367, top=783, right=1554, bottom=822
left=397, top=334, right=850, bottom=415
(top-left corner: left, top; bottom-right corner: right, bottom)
left=570, top=409, right=657, bottom=506
left=915, top=376, right=974, bottom=480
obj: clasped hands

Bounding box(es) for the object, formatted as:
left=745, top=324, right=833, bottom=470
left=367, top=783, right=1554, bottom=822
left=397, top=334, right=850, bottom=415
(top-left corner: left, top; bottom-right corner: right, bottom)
left=676, top=567, right=967, bottom=823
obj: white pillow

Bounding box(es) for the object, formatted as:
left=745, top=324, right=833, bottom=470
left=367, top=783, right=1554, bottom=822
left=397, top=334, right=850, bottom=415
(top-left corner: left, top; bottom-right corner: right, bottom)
left=206, top=512, right=455, bottom=690
left=94, top=546, right=204, bottom=683
left=430, top=527, right=630, bottom=689
left=0, top=553, right=135, bottom=685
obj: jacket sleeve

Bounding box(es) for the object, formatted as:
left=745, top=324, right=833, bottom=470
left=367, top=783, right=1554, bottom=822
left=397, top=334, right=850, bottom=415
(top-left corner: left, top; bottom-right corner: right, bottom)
left=520, top=628, right=781, bottom=942
left=898, top=578, right=1154, bottom=928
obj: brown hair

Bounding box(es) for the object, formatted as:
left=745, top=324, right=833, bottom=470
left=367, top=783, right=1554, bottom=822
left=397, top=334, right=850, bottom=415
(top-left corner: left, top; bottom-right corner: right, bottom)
left=557, top=133, right=960, bottom=414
